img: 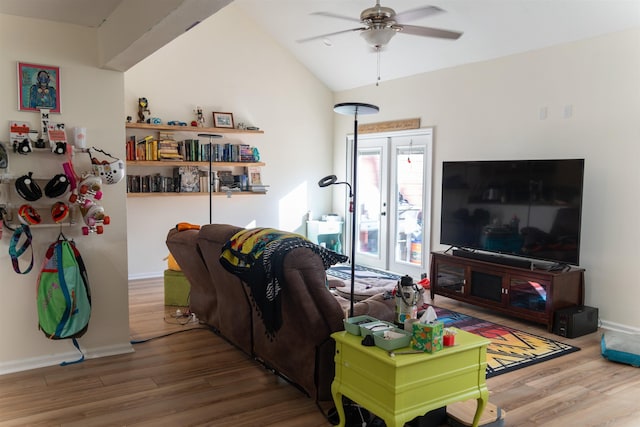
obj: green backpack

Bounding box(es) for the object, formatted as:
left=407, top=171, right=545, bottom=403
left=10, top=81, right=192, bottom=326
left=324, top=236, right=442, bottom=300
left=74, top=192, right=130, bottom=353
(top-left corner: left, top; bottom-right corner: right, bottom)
left=37, top=237, right=91, bottom=344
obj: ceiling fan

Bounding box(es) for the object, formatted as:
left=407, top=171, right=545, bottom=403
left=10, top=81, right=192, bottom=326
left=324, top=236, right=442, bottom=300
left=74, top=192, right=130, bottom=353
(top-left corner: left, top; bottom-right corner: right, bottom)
left=297, top=1, right=463, bottom=49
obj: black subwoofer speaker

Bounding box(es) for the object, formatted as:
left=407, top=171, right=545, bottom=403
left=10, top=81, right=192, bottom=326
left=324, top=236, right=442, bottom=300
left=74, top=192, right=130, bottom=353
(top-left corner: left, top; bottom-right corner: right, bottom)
left=553, top=305, right=598, bottom=338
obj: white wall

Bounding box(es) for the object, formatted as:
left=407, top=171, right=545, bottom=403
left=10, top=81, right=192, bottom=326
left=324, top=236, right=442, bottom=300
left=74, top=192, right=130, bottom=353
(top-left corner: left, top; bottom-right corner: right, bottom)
left=335, top=28, right=640, bottom=331
left=124, top=3, right=334, bottom=278
left=0, top=15, right=132, bottom=372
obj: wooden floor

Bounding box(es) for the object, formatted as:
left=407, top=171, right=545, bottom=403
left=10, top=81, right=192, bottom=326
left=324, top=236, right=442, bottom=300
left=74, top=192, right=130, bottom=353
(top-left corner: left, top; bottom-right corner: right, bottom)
left=1, top=278, right=639, bottom=426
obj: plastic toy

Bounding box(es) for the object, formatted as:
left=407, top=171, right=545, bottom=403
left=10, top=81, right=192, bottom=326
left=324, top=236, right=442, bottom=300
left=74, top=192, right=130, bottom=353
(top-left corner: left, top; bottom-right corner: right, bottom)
left=195, top=106, right=205, bottom=127
left=137, top=97, right=150, bottom=123
left=79, top=200, right=110, bottom=235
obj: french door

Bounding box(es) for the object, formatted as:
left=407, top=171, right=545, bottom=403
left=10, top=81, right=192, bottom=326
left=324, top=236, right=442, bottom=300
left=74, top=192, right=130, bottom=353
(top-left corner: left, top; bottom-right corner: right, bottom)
left=348, top=129, right=432, bottom=278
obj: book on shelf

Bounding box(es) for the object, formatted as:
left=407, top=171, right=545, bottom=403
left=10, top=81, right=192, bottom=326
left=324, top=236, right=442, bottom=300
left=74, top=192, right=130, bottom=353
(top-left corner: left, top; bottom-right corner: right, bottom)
left=199, top=169, right=211, bottom=193
left=174, top=166, right=201, bottom=192
left=158, top=132, right=182, bottom=161
left=126, top=135, right=136, bottom=160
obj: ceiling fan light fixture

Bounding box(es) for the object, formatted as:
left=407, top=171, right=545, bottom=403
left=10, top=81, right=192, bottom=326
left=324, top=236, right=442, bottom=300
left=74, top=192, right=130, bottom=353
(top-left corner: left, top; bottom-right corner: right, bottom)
left=360, top=26, right=397, bottom=48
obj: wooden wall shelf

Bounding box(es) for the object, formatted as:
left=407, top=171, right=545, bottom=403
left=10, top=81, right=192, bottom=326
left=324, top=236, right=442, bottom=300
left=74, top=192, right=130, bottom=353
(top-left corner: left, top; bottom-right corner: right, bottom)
left=125, top=122, right=264, bottom=134
left=126, top=160, right=265, bottom=168
left=127, top=192, right=265, bottom=198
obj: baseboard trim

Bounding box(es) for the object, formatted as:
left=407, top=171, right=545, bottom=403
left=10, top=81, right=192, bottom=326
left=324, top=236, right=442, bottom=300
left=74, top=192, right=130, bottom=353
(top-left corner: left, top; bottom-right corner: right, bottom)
left=0, top=342, right=134, bottom=376
left=600, top=320, right=640, bottom=334
left=128, top=271, right=164, bottom=281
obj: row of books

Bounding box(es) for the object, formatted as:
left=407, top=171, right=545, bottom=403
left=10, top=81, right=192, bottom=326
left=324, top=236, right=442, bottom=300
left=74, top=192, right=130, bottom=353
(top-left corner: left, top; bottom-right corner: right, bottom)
left=126, top=167, right=268, bottom=194
left=126, top=133, right=258, bottom=162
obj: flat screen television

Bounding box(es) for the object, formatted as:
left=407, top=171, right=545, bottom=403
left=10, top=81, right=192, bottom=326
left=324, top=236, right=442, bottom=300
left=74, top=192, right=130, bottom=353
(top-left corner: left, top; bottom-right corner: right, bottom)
left=440, top=159, right=584, bottom=266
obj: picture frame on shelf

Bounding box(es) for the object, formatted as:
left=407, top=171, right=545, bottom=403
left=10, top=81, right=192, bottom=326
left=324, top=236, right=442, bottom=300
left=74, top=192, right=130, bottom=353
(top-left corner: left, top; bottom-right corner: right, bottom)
left=17, top=62, right=61, bottom=113
left=247, top=166, right=262, bottom=185
left=213, top=112, right=234, bottom=129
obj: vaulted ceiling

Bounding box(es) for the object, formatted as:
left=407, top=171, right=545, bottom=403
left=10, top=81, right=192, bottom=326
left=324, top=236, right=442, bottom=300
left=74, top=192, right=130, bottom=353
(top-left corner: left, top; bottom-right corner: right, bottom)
left=2, top=0, right=639, bottom=91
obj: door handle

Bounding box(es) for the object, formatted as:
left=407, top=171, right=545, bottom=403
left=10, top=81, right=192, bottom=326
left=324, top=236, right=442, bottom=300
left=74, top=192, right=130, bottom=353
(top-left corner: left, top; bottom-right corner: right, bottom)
left=380, top=212, right=386, bottom=216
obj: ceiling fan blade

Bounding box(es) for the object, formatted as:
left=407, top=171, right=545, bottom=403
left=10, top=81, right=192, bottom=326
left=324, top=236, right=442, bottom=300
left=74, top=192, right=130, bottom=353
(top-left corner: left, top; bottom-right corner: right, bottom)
left=296, top=27, right=365, bottom=43
left=311, top=11, right=362, bottom=24
left=400, top=24, right=463, bottom=40
left=394, top=5, right=444, bottom=23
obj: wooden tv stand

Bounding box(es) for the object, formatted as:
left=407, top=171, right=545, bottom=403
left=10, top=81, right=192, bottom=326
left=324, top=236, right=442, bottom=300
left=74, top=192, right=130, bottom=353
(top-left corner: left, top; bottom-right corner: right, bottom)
left=429, top=251, right=585, bottom=331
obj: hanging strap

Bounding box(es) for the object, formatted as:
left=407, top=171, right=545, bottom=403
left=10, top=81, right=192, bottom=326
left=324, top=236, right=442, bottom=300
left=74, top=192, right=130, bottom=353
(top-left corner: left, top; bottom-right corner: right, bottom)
left=60, top=338, right=85, bottom=366
left=9, top=225, right=34, bottom=274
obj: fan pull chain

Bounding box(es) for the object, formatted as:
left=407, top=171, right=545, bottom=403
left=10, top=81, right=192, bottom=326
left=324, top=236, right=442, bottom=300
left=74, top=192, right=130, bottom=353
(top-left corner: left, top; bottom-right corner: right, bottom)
left=376, top=47, right=381, bottom=86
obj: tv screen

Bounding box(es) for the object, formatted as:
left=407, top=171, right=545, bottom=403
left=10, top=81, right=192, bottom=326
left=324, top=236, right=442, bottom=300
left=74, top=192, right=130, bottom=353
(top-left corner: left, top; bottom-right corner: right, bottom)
left=440, top=159, right=584, bottom=265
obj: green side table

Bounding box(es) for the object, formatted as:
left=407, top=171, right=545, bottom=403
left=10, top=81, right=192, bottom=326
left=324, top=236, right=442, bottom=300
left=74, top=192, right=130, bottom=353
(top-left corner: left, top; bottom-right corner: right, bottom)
left=331, top=329, right=490, bottom=427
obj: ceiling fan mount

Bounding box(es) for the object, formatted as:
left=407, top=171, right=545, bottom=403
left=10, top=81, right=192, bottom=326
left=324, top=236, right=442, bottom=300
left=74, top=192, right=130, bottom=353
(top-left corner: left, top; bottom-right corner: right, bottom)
left=360, top=2, right=395, bottom=24
left=298, top=1, right=463, bottom=49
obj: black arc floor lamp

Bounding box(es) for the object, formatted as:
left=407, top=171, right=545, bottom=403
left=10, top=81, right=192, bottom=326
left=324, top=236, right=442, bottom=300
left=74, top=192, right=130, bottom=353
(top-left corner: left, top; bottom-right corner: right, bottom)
left=319, top=102, right=379, bottom=317
left=198, top=133, right=223, bottom=224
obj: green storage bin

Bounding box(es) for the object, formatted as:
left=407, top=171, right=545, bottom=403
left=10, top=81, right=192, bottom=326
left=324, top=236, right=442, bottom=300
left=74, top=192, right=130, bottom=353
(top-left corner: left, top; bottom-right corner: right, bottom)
left=344, top=315, right=379, bottom=335
left=164, top=269, right=190, bottom=306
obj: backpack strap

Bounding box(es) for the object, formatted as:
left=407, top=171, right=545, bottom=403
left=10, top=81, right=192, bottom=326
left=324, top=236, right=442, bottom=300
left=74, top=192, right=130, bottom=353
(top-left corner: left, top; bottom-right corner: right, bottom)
left=60, top=337, right=85, bottom=366
left=9, top=225, right=34, bottom=274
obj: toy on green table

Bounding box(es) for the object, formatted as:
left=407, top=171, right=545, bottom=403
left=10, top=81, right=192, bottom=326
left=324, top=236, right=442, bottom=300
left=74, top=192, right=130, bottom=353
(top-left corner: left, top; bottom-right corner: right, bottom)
left=80, top=200, right=110, bottom=235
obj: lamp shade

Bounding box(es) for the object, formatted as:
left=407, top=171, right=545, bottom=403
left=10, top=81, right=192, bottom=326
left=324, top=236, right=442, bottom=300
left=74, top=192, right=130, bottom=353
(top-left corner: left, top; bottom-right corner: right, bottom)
left=360, top=27, right=397, bottom=48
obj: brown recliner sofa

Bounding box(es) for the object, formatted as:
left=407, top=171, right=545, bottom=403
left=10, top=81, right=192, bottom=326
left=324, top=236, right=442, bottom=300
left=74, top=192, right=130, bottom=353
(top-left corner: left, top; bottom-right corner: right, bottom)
left=166, top=223, right=395, bottom=401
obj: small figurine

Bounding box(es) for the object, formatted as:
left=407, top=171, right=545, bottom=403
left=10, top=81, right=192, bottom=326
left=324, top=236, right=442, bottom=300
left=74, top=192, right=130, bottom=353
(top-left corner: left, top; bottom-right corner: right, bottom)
left=195, top=106, right=205, bottom=127
left=137, top=97, right=150, bottom=123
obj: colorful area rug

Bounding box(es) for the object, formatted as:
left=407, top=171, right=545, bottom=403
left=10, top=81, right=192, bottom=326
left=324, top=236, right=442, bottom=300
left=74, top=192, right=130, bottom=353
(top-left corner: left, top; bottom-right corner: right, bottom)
left=429, top=305, right=580, bottom=378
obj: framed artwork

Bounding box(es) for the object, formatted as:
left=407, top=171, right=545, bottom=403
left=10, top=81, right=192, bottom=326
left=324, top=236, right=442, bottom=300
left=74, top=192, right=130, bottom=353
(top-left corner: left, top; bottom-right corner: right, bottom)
left=17, top=62, right=61, bottom=113
left=248, top=166, right=262, bottom=185
left=213, top=112, right=234, bottom=129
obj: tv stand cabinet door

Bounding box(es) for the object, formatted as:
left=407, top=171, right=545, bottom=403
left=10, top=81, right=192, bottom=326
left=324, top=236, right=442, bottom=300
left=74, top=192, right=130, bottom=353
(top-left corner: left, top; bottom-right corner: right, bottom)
left=430, top=257, right=467, bottom=299
left=467, top=267, right=508, bottom=307
left=507, top=275, right=551, bottom=324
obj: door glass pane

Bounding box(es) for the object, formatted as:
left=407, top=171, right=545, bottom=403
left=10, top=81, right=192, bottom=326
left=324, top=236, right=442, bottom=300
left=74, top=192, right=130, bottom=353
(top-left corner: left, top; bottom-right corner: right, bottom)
left=394, top=145, right=424, bottom=265
left=357, top=147, right=382, bottom=257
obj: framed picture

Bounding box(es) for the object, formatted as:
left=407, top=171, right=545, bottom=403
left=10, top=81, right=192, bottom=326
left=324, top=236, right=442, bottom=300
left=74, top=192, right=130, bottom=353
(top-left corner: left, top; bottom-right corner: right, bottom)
left=213, top=112, right=234, bottom=129
left=17, top=62, right=61, bottom=113
left=248, top=166, right=262, bottom=185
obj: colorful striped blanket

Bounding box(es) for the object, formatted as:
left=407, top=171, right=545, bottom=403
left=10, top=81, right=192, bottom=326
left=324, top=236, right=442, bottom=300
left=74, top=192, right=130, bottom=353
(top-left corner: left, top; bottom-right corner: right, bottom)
left=220, top=228, right=348, bottom=337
